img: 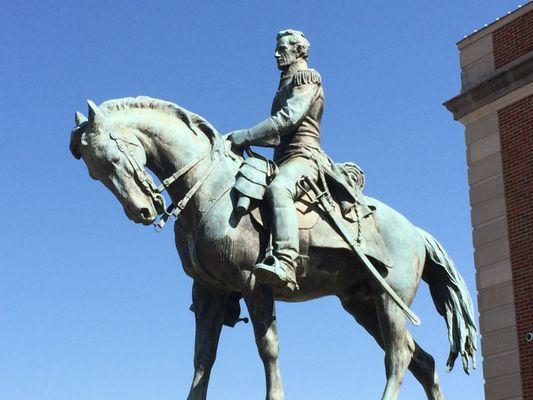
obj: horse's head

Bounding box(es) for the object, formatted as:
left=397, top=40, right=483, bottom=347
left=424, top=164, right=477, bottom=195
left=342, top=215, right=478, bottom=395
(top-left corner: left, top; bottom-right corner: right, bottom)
left=70, top=100, right=163, bottom=225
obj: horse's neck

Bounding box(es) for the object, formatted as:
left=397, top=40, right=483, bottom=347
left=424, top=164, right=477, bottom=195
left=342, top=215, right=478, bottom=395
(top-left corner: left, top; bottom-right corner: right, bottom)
left=112, top=108, right=238, bottom=229
left=113, top=109, right=212, bottom=179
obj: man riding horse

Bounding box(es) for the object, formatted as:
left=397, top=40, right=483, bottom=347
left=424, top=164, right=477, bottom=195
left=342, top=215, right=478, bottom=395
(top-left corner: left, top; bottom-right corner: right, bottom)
left=228, top=29, right=355, bottom=291
left=69, top=29, right=478, bottom=399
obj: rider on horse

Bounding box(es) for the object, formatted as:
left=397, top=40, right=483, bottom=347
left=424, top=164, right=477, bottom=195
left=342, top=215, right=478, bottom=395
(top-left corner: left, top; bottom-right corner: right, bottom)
left=228, top=29, right=344, bottom=291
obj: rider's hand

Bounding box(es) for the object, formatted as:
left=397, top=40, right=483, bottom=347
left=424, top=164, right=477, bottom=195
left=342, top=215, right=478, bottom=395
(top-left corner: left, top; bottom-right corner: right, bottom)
left=226, top=129, right=249, bottom=148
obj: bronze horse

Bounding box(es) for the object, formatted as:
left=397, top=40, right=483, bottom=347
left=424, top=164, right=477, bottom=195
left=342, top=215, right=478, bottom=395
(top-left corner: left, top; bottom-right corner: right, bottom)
left=70, top=96, right=477, bottom=400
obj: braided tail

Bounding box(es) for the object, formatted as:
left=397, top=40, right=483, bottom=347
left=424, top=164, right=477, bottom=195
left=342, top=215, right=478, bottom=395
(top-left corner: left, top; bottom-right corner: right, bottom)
left=417, top=228, right=478, bottom=374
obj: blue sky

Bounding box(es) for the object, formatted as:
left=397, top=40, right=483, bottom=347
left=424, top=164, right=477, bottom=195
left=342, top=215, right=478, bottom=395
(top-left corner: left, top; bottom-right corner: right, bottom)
left=0, top=1, right=523, bottom=399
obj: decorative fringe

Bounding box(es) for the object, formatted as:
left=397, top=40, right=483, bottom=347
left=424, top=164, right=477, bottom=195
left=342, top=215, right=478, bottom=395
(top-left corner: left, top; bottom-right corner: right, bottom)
left=336, top=162, right=366, bottom=193
left=293, top=69, right=321, bottom=86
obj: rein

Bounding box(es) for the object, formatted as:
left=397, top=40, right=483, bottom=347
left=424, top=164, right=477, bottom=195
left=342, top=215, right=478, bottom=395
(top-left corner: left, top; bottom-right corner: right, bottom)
left=154, top=152, right=218, bottom=232
left=108, top=130, right=218, bottom=232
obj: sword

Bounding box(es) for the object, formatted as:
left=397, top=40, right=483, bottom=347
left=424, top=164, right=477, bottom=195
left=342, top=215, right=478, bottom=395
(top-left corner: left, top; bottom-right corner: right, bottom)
left=303, top=177, right=421, bottom=326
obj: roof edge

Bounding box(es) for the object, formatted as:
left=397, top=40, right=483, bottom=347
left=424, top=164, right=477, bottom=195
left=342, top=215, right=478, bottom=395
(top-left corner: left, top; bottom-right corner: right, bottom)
left=457, top=2, right=533, bottom=49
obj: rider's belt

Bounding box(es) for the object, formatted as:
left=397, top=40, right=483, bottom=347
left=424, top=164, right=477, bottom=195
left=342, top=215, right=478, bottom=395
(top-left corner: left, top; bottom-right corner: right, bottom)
left=279, top=131, right=320, bottom=147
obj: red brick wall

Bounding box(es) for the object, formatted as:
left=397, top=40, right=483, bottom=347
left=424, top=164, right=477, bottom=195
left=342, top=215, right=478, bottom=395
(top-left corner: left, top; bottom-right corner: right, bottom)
left=493, top=9, right=533, bottom=68
left=498, top=95, right=533, bottom=399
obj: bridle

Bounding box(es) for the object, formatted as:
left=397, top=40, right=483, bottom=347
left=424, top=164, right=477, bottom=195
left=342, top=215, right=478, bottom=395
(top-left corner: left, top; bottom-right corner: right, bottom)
left=108, top=130, right=219, bottom=232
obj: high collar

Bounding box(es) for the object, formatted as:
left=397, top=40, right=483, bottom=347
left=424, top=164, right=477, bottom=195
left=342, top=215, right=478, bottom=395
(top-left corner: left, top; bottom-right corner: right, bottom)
left=280, top=59, right=309, bottom=79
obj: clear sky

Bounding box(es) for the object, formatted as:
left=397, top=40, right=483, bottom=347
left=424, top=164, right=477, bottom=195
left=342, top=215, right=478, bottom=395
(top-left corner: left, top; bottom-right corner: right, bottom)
left=0, top=1, right=523, bottom=399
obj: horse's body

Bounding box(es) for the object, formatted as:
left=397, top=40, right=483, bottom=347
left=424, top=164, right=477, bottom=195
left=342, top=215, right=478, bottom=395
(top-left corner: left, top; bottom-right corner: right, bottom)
left=70, top=97, right=477, bottom=400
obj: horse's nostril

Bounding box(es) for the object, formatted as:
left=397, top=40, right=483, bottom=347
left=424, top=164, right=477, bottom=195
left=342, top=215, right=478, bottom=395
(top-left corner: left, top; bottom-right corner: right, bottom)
left=140, top=207, right=151, bottom=219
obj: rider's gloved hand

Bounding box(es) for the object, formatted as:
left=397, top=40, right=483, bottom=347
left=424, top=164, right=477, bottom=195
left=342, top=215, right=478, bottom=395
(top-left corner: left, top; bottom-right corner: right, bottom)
left=226, top=118, right=279, bottom=149
left=226, top=129, right=249, bottom=148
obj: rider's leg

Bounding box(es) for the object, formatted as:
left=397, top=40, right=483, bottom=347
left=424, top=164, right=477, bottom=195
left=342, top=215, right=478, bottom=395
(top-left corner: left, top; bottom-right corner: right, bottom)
left=254, top=156, right=317, bottom=289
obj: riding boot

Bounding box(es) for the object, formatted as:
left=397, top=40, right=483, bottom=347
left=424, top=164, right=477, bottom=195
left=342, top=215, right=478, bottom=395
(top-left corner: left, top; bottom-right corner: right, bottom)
left=254, top=196, right=299, bottom=290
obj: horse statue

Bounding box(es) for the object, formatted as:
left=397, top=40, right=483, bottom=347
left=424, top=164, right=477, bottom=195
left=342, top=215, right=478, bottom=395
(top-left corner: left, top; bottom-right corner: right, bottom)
left=69, top=96, right=477, bottom=400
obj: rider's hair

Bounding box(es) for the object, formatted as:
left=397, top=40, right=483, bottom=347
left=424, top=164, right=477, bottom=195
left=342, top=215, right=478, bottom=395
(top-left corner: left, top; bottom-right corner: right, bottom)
left=276, top=29, right=310, bottom=60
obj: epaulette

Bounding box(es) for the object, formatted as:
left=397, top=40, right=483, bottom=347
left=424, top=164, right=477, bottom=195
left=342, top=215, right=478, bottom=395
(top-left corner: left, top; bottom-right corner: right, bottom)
left=293, top=69, right=321, bottom=86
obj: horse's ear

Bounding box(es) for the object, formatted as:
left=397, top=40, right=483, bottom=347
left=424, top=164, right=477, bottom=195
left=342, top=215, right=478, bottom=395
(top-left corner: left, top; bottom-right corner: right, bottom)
left=87, top=99, right=104, bottom=128
left=70, top=111, right=89, bottom=160
left=70, top=126, right=86, bottom=160
left=75, top=111, right=88, bottom=126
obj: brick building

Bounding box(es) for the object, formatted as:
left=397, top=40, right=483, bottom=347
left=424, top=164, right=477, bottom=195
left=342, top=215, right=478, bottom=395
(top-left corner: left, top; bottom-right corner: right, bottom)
left=444, top=3, right=533, bottom=399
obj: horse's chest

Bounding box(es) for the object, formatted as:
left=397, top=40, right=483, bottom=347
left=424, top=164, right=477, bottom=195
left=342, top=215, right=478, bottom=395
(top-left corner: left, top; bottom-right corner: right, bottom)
left=174, top=217, right=261, bottom=290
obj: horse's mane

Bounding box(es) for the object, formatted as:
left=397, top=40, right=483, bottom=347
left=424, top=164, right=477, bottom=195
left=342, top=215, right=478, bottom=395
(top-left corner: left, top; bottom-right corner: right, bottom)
left=99, top=96, right=220, bottom=142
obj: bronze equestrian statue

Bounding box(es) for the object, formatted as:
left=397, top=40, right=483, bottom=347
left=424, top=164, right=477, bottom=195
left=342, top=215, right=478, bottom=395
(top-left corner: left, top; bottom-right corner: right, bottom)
left=69, top=29, right=477, bottom=400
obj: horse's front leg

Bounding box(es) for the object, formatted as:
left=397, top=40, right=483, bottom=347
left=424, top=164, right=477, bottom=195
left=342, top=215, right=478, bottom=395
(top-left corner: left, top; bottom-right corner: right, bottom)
left=187, top=281, right=229, bottom=400
left=242, top=276, right=284, bottom=400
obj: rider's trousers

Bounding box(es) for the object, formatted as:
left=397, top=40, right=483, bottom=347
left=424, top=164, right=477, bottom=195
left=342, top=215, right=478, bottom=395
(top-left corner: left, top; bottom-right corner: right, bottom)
left=266, top=155, right=319, bottom=268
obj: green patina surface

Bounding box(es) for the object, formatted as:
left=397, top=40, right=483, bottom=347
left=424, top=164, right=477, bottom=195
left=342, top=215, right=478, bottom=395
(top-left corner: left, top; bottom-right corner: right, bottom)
left=69, top=29, right=477, bottom=400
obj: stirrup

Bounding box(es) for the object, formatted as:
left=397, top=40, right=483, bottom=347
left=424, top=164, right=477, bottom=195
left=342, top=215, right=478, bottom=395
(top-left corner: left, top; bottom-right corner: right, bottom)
left=254, top=255, right=297, bottom=290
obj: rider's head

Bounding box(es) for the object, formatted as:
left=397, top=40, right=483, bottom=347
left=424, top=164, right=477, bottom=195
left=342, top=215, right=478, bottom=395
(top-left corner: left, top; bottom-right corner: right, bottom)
left=275, top=29, right=310, bottom=71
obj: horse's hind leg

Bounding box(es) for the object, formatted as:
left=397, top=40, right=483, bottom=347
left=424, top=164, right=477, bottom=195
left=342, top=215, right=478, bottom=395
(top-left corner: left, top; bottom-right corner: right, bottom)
left=339, top=294, right=443, bottom=400
left=373, top=291, right=418, bottom=400
left=243, top=280, right=284, bottom=400
left=410, top=341, right=443, bottom=400
left=187, top=281, right=229, bottom=400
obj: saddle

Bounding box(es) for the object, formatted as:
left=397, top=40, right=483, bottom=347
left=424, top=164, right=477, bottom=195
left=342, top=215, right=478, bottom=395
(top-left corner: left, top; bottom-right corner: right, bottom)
left=249, top=188, right=392, bottom=273
left=233, top=154, right=392, bottom=272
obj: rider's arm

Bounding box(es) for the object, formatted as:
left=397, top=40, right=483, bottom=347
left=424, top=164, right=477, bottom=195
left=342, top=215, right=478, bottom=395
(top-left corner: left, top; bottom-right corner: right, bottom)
left=228, top=71, right=321, bottom=147
left=269, top=82, right=319, bottom=137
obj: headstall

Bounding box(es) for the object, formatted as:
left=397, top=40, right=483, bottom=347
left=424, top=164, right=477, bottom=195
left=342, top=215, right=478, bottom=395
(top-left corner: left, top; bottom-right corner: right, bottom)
left=108, top=131, right=217, bottom=232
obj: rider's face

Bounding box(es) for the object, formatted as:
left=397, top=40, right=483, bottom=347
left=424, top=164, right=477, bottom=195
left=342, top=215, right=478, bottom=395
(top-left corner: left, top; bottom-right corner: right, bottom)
left=274, top=36, right=299, bottom=71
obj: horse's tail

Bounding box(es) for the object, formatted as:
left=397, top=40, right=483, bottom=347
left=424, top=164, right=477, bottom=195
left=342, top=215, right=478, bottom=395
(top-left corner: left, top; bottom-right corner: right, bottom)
left=417, top=227, right=478, bottom=374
